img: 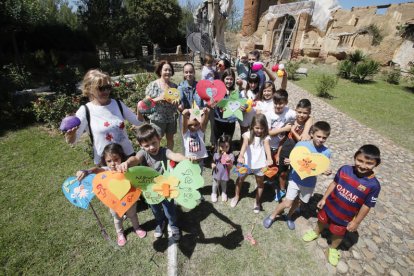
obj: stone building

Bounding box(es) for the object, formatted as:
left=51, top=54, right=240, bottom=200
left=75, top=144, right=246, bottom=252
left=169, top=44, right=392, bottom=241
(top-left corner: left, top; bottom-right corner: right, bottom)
left=239, top=1, right=414, bottom=70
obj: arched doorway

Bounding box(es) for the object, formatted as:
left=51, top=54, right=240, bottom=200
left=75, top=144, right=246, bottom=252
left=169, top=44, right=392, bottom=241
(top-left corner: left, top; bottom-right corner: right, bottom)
left=271, top=14, right=296, bottom=61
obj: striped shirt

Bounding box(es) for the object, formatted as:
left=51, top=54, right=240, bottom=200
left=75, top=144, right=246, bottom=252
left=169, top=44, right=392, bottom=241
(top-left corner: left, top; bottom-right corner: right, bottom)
left=324, top=165, right=381, bottom=226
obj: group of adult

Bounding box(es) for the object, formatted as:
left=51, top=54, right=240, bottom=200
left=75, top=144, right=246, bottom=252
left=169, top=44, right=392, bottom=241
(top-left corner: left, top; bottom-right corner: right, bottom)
left=65, top=53, right=288, bottom=165
left=65, top=58, right=231, bottom=164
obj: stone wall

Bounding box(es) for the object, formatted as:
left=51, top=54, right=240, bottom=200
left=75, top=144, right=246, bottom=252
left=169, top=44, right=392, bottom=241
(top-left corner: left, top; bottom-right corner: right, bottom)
left=240, top=1, right=414, bottom=67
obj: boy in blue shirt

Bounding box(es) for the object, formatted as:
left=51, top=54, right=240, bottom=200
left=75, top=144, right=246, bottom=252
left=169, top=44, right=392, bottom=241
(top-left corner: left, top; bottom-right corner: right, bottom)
left=263, top=121, right=332, bottom=230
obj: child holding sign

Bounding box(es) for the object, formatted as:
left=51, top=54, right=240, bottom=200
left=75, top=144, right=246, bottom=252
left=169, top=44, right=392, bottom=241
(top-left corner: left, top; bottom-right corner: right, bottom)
left=263, top=121, right=332, bottom=230
left=76, top=143, right=146, bottom=247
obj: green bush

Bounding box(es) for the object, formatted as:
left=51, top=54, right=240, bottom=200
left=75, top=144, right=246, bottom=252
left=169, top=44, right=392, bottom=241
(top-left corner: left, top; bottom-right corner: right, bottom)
left=351, top=59, right=380, bottom=82
left=315, top=74, right=337, bottom=98
left=286, top=61, right=301, bottom=80
left=33, top=94, right=81, bottom=128
left=337, top=60, right=353, bottom=79
left=348, top=50, right=366, bottom=64
left=384, top=69, right=401, bottom=85
left=367, top=24, right=383, bottom=46
left=49, top=65, right=81, bottom=95
left=112, top=72, right=157, bottom=110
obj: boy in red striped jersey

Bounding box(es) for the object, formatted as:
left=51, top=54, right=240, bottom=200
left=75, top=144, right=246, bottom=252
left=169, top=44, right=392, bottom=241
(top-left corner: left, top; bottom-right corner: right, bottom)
left=302, top=144, right=381, bottom=266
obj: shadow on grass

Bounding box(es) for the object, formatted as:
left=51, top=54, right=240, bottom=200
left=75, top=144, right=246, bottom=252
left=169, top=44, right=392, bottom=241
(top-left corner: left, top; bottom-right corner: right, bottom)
left=177, top=201, right=243, bottom=258
left=403, top=86, right=414, bottom=94
left=149, top=201, right=243, bottom=258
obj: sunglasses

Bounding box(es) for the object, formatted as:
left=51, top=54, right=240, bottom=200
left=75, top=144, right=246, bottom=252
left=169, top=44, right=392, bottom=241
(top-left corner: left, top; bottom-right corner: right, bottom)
left=98, top=84, right=112, bottom=91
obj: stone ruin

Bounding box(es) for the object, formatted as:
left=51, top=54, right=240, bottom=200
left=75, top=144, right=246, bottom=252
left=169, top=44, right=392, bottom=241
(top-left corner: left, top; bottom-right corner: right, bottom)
left=239, top=0, right=414, bottom=71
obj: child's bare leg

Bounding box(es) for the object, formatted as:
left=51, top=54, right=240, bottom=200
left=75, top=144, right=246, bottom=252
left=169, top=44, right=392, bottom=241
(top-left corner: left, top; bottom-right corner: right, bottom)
left=234, top=175, right=246, bottom=200
left=331, top=235, right=344, bottom=249
left=270, top=198, right=293, bottom=220
left=279, top=171, right=288, bottom=190
left=287, top=198, right=300, bottom=217
left=255, top=175, right=264, bottom=206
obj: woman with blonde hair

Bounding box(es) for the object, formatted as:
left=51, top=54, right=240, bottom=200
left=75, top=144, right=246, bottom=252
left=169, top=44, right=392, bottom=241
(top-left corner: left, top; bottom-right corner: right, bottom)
left=65, top=69, right=143, bottom=164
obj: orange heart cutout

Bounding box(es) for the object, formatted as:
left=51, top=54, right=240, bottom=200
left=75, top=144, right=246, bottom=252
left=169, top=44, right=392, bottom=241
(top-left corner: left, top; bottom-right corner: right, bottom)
left=92, top=171, right=141, bottom=217
left=289, top=146, right=330, bottom=180
left=108, top=179, right=131, bottom=200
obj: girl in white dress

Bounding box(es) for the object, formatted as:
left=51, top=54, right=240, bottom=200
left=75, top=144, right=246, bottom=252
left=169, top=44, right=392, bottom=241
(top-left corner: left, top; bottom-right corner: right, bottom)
left=231, top=114, right=273, bottom=213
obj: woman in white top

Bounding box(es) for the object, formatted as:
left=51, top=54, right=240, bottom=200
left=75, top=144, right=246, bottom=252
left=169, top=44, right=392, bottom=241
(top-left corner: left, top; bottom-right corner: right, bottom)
left=65, top=69, right=143, bottom=164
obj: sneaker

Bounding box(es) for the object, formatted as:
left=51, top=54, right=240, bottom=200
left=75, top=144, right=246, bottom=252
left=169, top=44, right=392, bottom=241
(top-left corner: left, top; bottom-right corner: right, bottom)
left=286, top=217, right=295, bottom=230
left=134, top=227, right=147, bottom=238
left=168, top=225, right=180, bottom=242
left=221, top=192, right=228, bottom=202
left=117, top=233, right=127, bottom=247
left=328, top=248, right=340, bottom=266
left=274, top=189, right=286, bottom=202
left=211, top=193, right=218, bottom=203
left=263, top=216, right=274, bottom=229
left=302, top=230, right=319, bottom=242
left=253, top=203, right=261, bottom=214
left=154, top=222, right=165, bottom=238
left=230, top=197, right=239, bottom=208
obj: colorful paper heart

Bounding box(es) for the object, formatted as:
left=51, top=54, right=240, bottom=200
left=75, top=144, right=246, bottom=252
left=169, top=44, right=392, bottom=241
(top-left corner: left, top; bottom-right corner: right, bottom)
left=289, top=146, right=330, bottom=180
left=62, top=174, right=95, bottom=209
left=108, top=179, right=131, bottom=200
left=196, top=80, right=226, bottom=104
left=92, top=171, right=141, bottom=217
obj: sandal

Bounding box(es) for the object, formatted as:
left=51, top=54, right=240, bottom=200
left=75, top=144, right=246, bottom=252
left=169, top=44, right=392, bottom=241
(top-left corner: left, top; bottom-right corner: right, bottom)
left=328, top=248, right=340, bottom=266
left=117, top=233, right=127, bottom=247
left=135, top=227, right=147, bottom=239
left=302, top=230, right=319, bottom=242
left=230, top=197, right=239, bottom=208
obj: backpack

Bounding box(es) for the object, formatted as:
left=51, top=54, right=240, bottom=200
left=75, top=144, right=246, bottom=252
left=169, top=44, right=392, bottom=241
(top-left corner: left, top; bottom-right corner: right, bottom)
left=83, top=99, right=124, bottom=146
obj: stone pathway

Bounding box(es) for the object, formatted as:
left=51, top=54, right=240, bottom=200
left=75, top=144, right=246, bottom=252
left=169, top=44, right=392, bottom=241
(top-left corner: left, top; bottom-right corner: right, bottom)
left=284, top=81, right=414, bottom=275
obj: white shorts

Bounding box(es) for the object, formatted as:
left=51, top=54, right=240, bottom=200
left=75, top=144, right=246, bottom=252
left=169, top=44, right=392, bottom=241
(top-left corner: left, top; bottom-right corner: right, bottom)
left=285, top=180, right=315, bottom=203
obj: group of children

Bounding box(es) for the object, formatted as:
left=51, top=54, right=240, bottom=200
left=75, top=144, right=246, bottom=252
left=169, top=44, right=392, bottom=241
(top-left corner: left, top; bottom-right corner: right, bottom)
left=74, top=52, right=382, bottom=267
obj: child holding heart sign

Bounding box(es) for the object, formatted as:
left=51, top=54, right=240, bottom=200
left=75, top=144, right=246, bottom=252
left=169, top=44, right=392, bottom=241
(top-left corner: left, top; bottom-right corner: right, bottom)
left=76, top=143, right=146, bottom=247
left=263, top=121, right=332, bottom=230
left=302, top=144, right=381, bottom=266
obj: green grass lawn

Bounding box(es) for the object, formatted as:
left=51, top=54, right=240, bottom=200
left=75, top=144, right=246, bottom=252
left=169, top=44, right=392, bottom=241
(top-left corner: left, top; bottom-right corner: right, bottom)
left=292, top=64, right=414, bottom=152
left=0, top=126, right=325, bottom=275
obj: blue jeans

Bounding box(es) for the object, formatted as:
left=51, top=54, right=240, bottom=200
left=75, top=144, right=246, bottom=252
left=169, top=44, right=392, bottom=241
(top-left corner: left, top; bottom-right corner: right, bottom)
left=150, top=199, right=178, bottom=231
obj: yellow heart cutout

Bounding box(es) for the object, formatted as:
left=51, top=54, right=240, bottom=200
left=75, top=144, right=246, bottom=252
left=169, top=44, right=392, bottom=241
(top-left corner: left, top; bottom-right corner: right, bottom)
left=289, top=146, right=330, bottom=180
left=108, top=179, right=131, bottom=200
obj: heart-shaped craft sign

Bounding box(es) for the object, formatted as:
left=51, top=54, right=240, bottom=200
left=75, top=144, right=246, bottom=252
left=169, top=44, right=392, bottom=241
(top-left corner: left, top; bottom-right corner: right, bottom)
left=196, top=80, right=226, bottom=104
left=62, top=174, right=95, bottom=209
left=108, top=179, right=131, bottom=200
left=92, top=171, right=141, bottom=217
left=289, top=146, right=330, bottom=180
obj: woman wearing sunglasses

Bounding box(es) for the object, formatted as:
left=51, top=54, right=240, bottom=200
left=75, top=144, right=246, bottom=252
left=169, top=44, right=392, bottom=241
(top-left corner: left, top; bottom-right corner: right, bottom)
left=65, top=69, right=144, bottom=164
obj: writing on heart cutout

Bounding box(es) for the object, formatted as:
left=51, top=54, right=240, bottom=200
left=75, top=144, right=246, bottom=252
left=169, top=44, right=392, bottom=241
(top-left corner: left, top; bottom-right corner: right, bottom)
left=196, top=80, right=226, bottom=104
left=92, top=171, right=141, bottom=217
left=289, top=146, right=330, bottom=180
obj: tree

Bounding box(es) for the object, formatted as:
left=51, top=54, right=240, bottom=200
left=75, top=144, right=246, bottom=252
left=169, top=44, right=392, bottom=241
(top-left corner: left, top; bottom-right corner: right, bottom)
left=227, top=1, right=242, bottom=32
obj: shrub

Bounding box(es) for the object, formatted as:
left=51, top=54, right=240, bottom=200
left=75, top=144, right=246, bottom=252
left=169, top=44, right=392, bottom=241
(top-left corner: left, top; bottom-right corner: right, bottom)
left=33, top=94, right=81, bottom=128
left=348, top=50, right=366, bottom=64
left=337, top=60, right=353, bottom=79
left=384, top=69, right=401, bottom=85
left=49, top=65, right=81, bottom=95
left=315, top=74, right=337, bottom=98
left=367, top=24, right=383, bottom=46
left=285, top=61, right=301, bottom=80
left=351, top=59, right=380, bottom=82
